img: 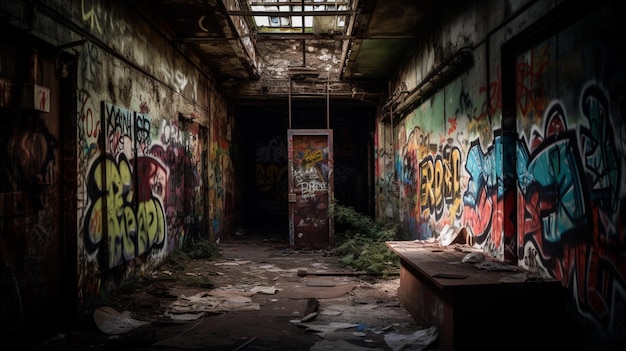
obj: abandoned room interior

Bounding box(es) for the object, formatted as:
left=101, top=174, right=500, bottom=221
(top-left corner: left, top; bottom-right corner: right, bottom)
left=0, top=0, right=624, bottom=350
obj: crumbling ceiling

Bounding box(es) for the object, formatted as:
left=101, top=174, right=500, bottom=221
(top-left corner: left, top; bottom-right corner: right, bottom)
left=146, top=0, right=442, bottom=102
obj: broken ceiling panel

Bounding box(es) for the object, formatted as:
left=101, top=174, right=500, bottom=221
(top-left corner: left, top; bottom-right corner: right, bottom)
left=146, top=0, right=440, bottom=99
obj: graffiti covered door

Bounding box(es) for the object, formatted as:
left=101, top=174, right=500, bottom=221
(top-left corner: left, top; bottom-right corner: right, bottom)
left=287, top=129, right=334, bottom=249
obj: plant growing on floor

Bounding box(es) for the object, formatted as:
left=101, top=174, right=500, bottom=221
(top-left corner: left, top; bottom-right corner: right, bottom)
left=329, top=201, right=407, bottom=276
left=182, top=236, right=222, bottom=260
left=164, top=236, right=221, bottom=268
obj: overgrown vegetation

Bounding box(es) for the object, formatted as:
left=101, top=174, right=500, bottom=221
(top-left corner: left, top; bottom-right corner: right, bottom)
left=181, top=236, right=222, bottom=260
left=164, top=236, right=222, bottom=269
left=329, top=202, right=408, bottom=276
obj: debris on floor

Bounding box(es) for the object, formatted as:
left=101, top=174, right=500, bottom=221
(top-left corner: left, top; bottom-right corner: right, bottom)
left=38, top=231, right=422, bottom=351
left=383, top=326, right=438, bottom=351
left=297, top=322, right=361, bottom=336
left=93, top=306, right=150, bottom=335
left=165, top=288, right=261, bottom=320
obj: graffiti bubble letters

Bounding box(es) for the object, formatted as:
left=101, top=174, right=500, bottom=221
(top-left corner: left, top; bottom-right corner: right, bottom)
left=419, top=144, right=462, bottom=221
left=84, top=154, right=166, bottom=268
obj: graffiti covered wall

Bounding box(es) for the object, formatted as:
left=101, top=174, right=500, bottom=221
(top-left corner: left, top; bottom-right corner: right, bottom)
left=513, top=5, right=625, bottom=343
left=208, top=96, right=236, bottom=239
left=392, top=70, right=502, bottom=254
left=74, top=0, right=227, bottom=311
left=378, top=0, right=625, bottom=347
left=255, top=133, right=289, bottom=219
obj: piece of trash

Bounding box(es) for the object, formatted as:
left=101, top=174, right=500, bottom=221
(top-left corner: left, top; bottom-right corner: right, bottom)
left=164, top=311, right=206, bottom=321
left=93, top=306, right=150, bottom=335
left=384, top=326, right=438, bottom=351
left=298, top=322, right=360, bottom=335
left=305, top=297, right=320, bottom=315
left=366, top=323, right=397, bottom=335
left=249, top=286, right=278, bottom=294
left=356, top=323, right=369, bottom=331
left=301, top=312, right=318, bottom=322
left=439, top=226, right=469, bottom=246
left=320, top=309, right=342, bottom=316
left=461, top=252, right=484, bottom=263
left=475, top=261, right=519, bottom=271
left=167, top=290, right=260, bottom=315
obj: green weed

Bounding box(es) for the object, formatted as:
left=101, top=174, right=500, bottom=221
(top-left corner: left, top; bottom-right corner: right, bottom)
left=329, top=202, right=407, bottom=276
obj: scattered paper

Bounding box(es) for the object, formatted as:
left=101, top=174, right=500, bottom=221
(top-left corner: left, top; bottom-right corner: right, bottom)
left=475, top=261, right=519, bottom=271
left=250, top=286, right=278, bottom=294
left=461, top=252, right=484, bottom=263
left=384, top=326, right=438, bottom=351
left=167, top=290, right=260, bottom=316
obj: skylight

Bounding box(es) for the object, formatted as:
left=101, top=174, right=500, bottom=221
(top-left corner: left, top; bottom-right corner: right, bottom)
left=246, top=0, right=349, bottom=34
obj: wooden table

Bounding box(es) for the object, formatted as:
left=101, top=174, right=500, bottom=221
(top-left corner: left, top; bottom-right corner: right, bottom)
left=386, top=241, right=564, bottom=351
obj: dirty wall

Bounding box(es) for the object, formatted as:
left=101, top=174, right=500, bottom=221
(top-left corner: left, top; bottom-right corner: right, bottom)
left=0, top=0, right=237, bottom=333
left=376, top=0, right=624, bottom=347
left=71, top=0, right=234, bottom=311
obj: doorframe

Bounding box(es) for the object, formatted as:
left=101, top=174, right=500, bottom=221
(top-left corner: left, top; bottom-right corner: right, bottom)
left=287, top=128, right=334, bottom=249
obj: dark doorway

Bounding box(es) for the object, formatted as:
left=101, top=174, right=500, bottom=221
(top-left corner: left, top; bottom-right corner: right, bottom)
left=235, top=99, right=375, bottom=240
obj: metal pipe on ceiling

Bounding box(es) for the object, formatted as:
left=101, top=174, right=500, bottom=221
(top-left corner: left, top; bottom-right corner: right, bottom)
left=327, top=78, right=330, bottom=129
left=289, top=76, right=292, bottom=129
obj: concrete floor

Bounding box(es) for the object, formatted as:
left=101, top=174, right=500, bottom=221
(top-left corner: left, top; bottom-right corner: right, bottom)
left=31, top=227, right=438, bottom=351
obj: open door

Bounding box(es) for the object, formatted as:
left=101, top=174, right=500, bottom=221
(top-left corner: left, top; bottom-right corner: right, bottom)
left=287, top=129, right=334, bottom=249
